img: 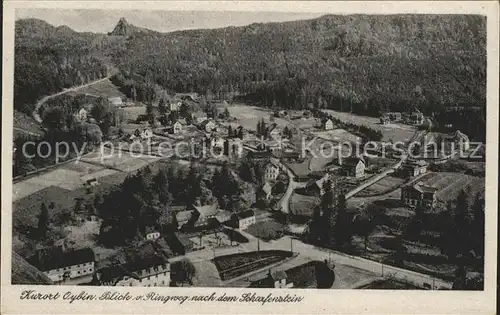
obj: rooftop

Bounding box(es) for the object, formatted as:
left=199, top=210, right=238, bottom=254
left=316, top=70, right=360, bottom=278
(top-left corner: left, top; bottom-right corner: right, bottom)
left=193, top=203, right=219, bottom=218
left=31, top=248, right=95, bottom=272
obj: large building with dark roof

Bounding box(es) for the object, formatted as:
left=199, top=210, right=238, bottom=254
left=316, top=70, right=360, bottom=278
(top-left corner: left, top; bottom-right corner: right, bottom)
left=30, top=247, right=95, bottom=284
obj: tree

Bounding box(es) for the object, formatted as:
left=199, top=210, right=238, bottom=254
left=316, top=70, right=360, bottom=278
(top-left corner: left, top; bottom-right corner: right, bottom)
left=334, top=194, right=352, bottom=248
left=91, top=98, right=112, bottom=123
left=43, top=107, right=68, bottom=131
left=470, top=193, right=484, bottom=257
left=158, top=98, right=167, bottom=115
left=38, top=203, right=49, bottom=238
left=222, top=107, right=230, bottom=119
left=170, top=258, right=196, bottom=286
left=354, top=204, right=377, bottom=252
left=154, top=169, right=172, bottom=205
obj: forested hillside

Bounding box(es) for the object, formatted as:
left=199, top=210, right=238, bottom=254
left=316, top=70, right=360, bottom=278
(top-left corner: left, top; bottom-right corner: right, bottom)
left=15, top=14, right=486, bottom=118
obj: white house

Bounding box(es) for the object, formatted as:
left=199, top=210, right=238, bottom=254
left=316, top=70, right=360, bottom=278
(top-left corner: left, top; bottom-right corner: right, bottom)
left=341, top=156, right=366, bottom=178
left=322, top=118, right=334, bottom=130
left=201, top=119, right=217, bottom=133
left=264, top=160, right=281, bottom=181
left=267, top=269, right=293, bottom=288
left=170, top=101, right=182, bottom=112
left=258, top=182, right=273, bottom=200
left=410, top=112, right=424, bottom=125
left=401, top=182, right=438, bottom=209
left=206, top=134, right=225, bottom=150
left=75, top=107, right=88, bottom=122
left=266, top=123, right=281, bottom=140
left=172, top=121, right=183, bottom=134
left=403, top=160, right=428, bottom=177
left=141, top=128, right=153, bottom=140
left=232, top=210, right=256, bottom=230
left=96, top=257, right=170, bottom=287
left=447, top=130, right=470, bottom=151
left=34, top=248, right=95, bottom=284
left=145, top=227, right=161, bottom=241
left=108, top=97, right=123, bottom=107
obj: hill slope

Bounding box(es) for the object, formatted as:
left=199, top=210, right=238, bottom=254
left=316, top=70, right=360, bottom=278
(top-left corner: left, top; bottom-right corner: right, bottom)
left=11, top=251, right=53, bottom=285
left=14, top=14, right=486, bottom=116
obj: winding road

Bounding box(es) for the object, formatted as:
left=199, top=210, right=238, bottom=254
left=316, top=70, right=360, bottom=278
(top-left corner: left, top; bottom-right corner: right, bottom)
left=32, top=77, right=112, bottom=123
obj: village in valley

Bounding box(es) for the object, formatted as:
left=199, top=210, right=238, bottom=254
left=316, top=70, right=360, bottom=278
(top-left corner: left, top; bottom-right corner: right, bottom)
left=12, top=14, right=486, bottom=291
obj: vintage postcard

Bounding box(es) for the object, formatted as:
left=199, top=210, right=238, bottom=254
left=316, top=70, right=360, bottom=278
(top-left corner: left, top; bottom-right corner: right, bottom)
left=2, top=1, right=499, bottom=314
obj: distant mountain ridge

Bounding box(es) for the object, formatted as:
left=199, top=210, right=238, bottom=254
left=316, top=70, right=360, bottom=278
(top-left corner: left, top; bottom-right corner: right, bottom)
left=14, top=14, right=486, bottom=121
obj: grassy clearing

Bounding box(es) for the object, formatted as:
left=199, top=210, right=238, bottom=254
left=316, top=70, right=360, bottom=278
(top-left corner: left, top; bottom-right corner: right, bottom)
left=355, top=176, right=406, bottom=197
left=323, top=109, right=416, bottom=142
left=122, top=106, right=146, bottom=122
left=228, top=104, right=290, bottom=131
left=420, top=172, right=485, bottom=201
left=76, top=79, right=125, bottom=99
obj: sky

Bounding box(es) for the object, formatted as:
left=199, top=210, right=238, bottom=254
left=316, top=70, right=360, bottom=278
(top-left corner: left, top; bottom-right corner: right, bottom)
left=15, top=9, right=324, bottom=33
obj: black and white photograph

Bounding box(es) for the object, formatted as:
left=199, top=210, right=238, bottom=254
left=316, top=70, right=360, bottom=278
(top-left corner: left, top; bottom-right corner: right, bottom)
left=2, top=1, right=498, bottom=314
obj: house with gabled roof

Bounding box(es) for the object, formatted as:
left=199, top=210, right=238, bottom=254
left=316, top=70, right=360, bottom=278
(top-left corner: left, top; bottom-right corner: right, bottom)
left=266, top=269, right=293, bottom=288
left=401, top=182, right=438, bottom=209
left=264, top=160, right=281, bottom=181
left=231, top=210, right=256, bottom=229
left=341, top=156, right=366, bottom=178
left=30, top=247, right=95, bottom=284
left=403, top=160, right=428, bottom=177
left=201, top=119, right=217, bottom=133
left=94, top=248, right=170, bottom=287
left=172, top=121, right=183, bottom=134
left=257, top=182, right=273, bottom=200
left=322, top=118, right=334, bottom=130
left=266, top=123, right=281, bottom=140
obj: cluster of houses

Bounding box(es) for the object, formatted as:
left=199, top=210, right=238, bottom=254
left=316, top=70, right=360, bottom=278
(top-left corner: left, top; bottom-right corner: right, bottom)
left=379, top=111, right=434, bottom=127
left=30, top=200, right=260, bottom=287
left=174, top=203, right=257, bottom=232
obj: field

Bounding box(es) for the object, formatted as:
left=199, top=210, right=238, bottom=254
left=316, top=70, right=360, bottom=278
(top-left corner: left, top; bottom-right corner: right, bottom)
left=213, top=250, right=293, bottom=281
left=289, top=192, right=319, bottom=218
left=80, top=149, right=161, bottom=173
left=354, top=176, right=406, bottom=197
left=228, top=104, right=291, bottom=132
left=311, top=129, right=361, bottom=143
left=246, top=220, right=286, bottom=241
left=76, top=79, right=126, bottom=99
left=418, top=172, right=485, bottom=201
left=323, top=109, right=416, bottom=142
